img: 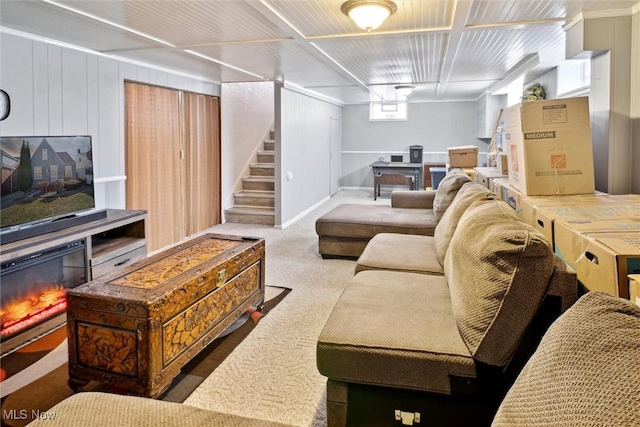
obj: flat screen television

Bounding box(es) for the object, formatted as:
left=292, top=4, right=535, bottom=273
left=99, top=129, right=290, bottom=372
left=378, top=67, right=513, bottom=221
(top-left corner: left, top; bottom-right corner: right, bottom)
left=1, top=136, right=97, bottom=236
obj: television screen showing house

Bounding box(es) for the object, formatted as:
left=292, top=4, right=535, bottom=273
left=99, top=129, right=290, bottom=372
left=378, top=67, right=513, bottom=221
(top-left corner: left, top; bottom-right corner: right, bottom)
left=1, top=136, right=96, bottom=229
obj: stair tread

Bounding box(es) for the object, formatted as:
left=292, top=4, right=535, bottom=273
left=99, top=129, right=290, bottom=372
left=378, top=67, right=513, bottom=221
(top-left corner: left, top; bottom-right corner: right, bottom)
left=243, top=176, right=274, bottom=181
left=258, top=150, right=274, bottom=154
left=235, top=191, right=274, bottom=197
left=226, top=206, right=275, bottom=215
left=250, top=163, right=275, bottom=168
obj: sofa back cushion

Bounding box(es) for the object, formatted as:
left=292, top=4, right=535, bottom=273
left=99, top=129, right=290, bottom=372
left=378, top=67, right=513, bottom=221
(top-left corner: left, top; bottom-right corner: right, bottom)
left=434, top=182, right=498, bottom=267
left=432, top=169, right=473, bottom=221
left=492, top=291, right=640, bottom=427
left=445, top=199, right=554, bottom=366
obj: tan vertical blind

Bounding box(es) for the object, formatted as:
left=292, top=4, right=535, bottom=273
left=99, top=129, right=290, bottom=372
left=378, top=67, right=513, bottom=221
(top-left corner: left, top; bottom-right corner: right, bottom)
left=183, top=92, right=221, bottom=236
left=125, top=82, right=220, bottom=253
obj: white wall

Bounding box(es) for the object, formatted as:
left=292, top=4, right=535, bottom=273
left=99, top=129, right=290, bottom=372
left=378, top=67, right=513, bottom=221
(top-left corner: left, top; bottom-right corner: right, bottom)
left=567, top=15, right=634, bottom=194
left=276, top=86, right=342, bottom=227
left=0, top=33, right=220, bottom=209
left=341, top=101, right=483, bottom=188
left=221, top=82, right=274, bottom=213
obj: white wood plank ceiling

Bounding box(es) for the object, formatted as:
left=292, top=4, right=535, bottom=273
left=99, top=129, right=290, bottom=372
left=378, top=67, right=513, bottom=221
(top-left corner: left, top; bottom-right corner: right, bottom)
left=0, top=0, right=638, bottom=104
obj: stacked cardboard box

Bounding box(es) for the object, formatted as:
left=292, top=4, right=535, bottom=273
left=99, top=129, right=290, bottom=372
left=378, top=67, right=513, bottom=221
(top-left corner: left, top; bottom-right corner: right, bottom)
left=554, top=222, right=640, bottom=298
left=489, top=177, right=509, bottom=198
left=489, top=178, right=526, bottom=219
left=474, top=167, right=508, bottom=189
left=484, top=97, right=638, bottom=299
left=447, top=145, right=478, bottom=168
left=629, top=275, right=640, bottom=307
left=532, top=197, right=640, bottom=246
left=488, top=180, right=640, bottom=300
left=488, top=152, right=508, bottom=174
left=503, top=97, right=595, bottom=196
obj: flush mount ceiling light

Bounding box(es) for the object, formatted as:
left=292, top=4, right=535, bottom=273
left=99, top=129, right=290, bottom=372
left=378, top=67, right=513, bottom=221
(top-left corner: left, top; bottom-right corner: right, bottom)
left=395, top=84, right=416, bottom=95
left=341, top=0, right=397, bottom=32
left=394, top=84, right=416, bottom=90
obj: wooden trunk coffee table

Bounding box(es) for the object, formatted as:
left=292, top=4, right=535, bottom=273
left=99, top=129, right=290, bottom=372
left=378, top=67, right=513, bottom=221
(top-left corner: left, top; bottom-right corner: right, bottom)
left=66, top=233, right=265, bottom=398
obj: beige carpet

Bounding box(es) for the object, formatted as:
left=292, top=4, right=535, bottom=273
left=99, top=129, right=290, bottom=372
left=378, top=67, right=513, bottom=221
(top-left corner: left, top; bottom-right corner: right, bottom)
left=184, top=190, right=389, bottom=426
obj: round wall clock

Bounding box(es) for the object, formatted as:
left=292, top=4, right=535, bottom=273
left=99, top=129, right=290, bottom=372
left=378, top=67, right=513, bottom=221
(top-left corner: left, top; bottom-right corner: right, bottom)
left=0, top=90, right=10, bottom=121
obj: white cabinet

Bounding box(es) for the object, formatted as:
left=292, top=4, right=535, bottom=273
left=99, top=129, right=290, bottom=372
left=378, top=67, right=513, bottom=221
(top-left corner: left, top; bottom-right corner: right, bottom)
left=476, top=93, right=506, bottom=139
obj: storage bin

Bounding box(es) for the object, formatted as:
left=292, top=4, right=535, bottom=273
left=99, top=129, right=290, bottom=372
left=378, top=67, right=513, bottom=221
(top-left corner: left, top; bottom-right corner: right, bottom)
left=430, top=167, right=447, bottom=190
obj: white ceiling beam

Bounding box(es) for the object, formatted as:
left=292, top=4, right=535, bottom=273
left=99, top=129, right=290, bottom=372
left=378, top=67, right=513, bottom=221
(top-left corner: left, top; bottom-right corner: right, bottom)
left=465, top=18, right=570, bottom=31
left=486, top=53, right=540, bottom=94
left=177, top=38, right=293, bottom=49
left=306, top=26, right=451, bottom=41
left=249, top=0, right=371, bottom=95
left=42, top=0, right=175, bottom=48
left=435, top=0, right=474, bottom=99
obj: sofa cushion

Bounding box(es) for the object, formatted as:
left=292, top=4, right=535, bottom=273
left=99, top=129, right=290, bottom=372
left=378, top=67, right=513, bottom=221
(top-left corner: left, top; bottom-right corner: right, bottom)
left=315, top=204, right=437, bottom=239
left=355, top=233, right=443, bottom=275
left=432, top=169, right=473, bottom=221
left=433, top=181, right=498, bottom=267
left=492, top=291, right=640, bottom=427
left=445, top=199, right=554, bottom=366
left=317, top=270, right=475, bottom=395
left=25, top=392, right=291, bottom=427
left=391, top=190, right=436, bottom=209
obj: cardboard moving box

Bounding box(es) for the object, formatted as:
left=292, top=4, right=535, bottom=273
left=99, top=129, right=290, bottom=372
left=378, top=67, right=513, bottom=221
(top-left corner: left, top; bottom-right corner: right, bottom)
left=534, top=202, right=640, bottom=247
left=504, top=97, right=595, bottom=196
left=521, top=193, right=632, bottom=232
left=489, top=177, right=509, bottom=197
left=487, top=152, right=508, bottom=174
left=447, top=145, right=479, bottom=168
left=554, top=225, right=640, bottom=298
left=474, top=167, right=508, bottom=189
left=629, top=275, right=640, bottom=307
left=555, top=217, right=640, bottom=234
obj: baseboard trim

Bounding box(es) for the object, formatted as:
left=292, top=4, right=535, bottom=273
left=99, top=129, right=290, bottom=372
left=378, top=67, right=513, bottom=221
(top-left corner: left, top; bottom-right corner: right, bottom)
left=277, top=196, right=330, bottom=229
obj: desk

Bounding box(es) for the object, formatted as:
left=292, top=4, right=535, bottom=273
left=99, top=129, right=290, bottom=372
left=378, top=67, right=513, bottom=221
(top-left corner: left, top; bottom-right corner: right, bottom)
left=371, top=160, right=422, bottom=198
left=371, top=161, right=422, bottom=190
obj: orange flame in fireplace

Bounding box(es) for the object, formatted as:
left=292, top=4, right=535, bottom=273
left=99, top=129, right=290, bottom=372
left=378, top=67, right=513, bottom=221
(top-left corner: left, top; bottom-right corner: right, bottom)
left=0, top=283, right=68, bottom=337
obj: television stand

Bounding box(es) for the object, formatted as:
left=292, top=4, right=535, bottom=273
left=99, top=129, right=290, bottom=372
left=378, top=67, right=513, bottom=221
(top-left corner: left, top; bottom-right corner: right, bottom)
left=0, top=210, right=108, bottom=245
left=1, top=209, right=147, bottom=281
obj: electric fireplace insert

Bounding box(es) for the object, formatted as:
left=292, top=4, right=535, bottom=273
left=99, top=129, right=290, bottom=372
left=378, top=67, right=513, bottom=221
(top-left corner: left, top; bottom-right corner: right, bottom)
left=0, top=240, right=87, bottom=355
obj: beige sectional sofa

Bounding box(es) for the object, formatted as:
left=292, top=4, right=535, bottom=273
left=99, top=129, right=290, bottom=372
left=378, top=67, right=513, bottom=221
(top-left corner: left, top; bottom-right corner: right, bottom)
left=316, top=181, right=579, bottom=426
left=25, top=391, right=291, bottom=427
left=29, top=294, right=639, bottom=427
left=25, top=178, right=638, bottom=427
left=315, top=169, right=473, bottom=259
left=492, top=291, right=640, bottom=427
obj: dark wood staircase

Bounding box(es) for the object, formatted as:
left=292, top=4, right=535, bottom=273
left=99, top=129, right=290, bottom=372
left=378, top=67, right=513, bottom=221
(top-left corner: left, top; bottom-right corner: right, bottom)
left=224, top=131, right=275, bottom=226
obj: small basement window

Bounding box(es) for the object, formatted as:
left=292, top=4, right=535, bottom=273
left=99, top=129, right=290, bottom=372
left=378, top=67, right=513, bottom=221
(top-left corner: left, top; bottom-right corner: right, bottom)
left=557, top=59, right=590, bottom=97
left=370, top=102, right=407, bottom=121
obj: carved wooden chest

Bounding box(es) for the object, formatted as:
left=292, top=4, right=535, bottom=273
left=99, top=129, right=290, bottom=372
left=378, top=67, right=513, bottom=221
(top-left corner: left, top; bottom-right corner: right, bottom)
left=66, top=233, right=265, bottom=398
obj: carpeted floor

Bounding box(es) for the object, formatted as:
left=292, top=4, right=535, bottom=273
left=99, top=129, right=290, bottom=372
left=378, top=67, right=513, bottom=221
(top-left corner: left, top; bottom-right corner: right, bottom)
left=1, top=189, right=388, bottom=427
left=184, top=190, right=389, bottom=427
